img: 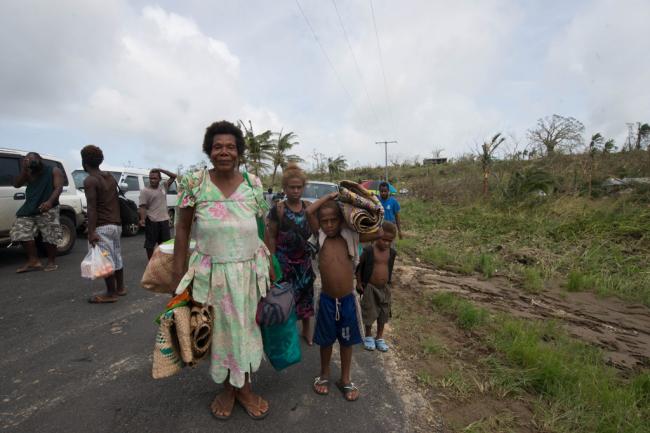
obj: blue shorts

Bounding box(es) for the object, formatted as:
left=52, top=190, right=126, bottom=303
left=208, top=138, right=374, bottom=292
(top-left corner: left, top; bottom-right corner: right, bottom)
left=313, top=292, right=363, bottom=347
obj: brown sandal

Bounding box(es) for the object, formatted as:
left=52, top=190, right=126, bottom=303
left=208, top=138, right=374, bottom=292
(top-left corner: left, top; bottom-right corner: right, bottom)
left=88, top=295, right=118, bottom=304
left=236, top=394, right=269, bottom=420
left=210, top=393, right=235, bottom=420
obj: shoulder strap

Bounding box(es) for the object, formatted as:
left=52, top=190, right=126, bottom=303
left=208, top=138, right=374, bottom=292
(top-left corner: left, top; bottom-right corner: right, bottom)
left=277, top=201, right=285, bottom=222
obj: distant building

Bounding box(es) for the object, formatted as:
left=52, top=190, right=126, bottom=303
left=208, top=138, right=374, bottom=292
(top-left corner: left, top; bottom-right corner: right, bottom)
left=423, top=158, right=448, bottom=165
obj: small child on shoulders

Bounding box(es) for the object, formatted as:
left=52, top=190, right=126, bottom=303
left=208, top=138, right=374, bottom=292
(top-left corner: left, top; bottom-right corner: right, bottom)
left=356, top=221, right=397, bottom=352
left=306, top=192, right=382, bottom=402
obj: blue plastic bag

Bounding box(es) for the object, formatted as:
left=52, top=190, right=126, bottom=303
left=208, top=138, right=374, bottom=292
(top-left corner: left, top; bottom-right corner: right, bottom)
left=261, top=311, right=301, bottom=371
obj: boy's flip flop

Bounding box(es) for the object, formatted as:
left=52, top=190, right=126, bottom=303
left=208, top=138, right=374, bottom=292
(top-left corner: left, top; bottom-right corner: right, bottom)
left=44, top=264, right=58, bottom=272
left=313, top=376, right=329, bottom=395
left=336, top=381, right=360, bottom=402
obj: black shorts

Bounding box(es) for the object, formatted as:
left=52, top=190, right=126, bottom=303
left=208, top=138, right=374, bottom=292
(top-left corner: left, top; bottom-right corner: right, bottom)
left=144, top=218, right=171, bottom=249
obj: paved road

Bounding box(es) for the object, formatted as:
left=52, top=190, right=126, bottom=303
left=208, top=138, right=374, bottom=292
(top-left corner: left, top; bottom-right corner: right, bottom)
left=0, top=234, right=407, bottom=432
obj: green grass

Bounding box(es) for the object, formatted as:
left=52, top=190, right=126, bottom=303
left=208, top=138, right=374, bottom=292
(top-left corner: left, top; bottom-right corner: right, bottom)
left=420, top=336, right=445, bottom=356
left=477, top=253, right=497, bottom=278
left=428, top=293, right=650, bottom=433
left=431, top=292, right=488, bottom=330
left=401, top=197, right=650, bottom=306
left=521, top=267, right=544, bottom=293
left=566, top=270, right=596, bottom=292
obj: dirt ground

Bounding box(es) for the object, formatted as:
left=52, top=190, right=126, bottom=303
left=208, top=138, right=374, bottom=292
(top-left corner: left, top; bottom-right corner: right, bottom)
left=386, top=258, right=650, bottom=432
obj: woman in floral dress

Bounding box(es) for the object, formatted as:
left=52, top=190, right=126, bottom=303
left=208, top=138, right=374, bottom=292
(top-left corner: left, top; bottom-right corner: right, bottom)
left=172, top=120, right=272, bottom=420
left=265, top=163, right=315, bottom=344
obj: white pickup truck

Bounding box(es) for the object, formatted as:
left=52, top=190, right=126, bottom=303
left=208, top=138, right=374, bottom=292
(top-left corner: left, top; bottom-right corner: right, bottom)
left=0, top=148, right=85, bottom=254
left=72, top=166, right=178, bottom=236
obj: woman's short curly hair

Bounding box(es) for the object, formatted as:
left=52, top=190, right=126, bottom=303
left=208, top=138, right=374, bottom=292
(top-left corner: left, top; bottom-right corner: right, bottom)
left=202, top=121, right=246, bottom=157
left=282, top=162, right=307, bottom=188
left=80, top=145, right=104, bottom=168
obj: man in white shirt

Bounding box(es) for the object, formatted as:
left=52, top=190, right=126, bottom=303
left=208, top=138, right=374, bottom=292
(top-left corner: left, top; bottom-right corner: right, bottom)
left=139, top=168, right=177, bottom=260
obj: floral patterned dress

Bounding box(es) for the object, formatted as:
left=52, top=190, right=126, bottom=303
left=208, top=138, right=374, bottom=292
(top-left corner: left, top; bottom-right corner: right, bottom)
left=175, top=169, right=270, bottom=388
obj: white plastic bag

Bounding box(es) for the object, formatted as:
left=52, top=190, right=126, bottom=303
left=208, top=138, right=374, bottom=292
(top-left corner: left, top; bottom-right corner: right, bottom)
left=81, top=245, right=115, bottom=280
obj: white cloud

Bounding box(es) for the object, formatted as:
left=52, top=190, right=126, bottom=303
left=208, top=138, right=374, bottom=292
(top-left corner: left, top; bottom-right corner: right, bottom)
left=1, top=0, right=649, bottom=173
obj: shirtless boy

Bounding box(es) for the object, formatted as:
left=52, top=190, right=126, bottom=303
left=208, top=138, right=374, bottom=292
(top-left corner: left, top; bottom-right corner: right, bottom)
left=357, top=221, right=397, bottom=352
left=307, top=192, right=382, bottom=401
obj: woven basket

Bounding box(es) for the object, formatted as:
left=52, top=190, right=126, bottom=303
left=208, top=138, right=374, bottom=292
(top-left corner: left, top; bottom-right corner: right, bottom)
left=190, top=305, right=212, bottom=360
left=173, top=306, right=193, bottom=363
left=152, top=313, right=183, bottom=379
left=141, top=247, right=175, bottom=294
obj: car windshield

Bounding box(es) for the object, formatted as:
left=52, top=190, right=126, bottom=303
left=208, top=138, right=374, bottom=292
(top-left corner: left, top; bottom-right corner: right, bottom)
left=72, top=170, right=87, bottom=189
left=303, top=182, right=338, bottom=199
left=72, top=170, right=121, bottom=190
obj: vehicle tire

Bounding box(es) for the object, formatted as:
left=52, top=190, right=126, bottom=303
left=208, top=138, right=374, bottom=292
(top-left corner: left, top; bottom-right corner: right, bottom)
left=37, top=214, right=76, bottom=256
left=122, top=222, right=140, bottom=237
left=57, top=214, right=77, bottom=255
left=168, top=209, right=175, bottom=229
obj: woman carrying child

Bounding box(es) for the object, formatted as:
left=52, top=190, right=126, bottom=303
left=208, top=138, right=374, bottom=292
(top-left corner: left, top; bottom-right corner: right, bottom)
left=265, top=163, right=316, bottom=345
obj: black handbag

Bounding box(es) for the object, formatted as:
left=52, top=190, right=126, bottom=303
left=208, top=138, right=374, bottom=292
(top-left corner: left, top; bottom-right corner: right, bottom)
left=117, top=187, right=138, bottom=225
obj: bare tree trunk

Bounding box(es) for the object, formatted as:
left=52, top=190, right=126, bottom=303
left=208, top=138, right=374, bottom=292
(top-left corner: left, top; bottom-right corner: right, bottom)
left=482, top=169, right=489, bottom=197
left=271, top=164, right=279, bottom=188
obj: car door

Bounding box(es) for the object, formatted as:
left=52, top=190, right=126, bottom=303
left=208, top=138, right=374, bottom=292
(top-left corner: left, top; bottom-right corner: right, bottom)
left=0, top=154, right=24, bottom=237
left=123, top=174, right=141, bottom=203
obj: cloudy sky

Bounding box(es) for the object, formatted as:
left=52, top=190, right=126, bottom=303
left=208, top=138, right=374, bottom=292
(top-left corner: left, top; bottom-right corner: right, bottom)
left=1, top=0, right=649, bottom=172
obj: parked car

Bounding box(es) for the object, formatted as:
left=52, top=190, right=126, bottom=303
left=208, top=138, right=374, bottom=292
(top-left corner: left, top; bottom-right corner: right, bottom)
left=72, top=166, right=178, bottom=236
left=301, top=181, right=339, bottom=203
left=0, top=148, right=85, bottom=254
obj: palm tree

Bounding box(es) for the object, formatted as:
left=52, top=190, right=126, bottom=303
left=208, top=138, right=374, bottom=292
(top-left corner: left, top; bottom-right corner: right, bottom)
left=587, top=133, right=604, bottom=197
left=636, top=123, right=650, bottom=150
left=239, top=120, right=273, bottom=177
left=270, top=131, right=303, bottom=187
left=480, top=133, right=505, bottom=196
left=327, top=155, right=348, bottom=181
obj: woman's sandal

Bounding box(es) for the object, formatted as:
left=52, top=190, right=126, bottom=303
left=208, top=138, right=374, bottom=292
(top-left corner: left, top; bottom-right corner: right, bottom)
left=210, top=393, right=235, bottom=421
left=235, top=394, right=269, bottom=420
left=313, top=376, right=329, bottom=395
left=336, top=381, right=360, bottom=402
left=88, top=295, right=118, bottom=304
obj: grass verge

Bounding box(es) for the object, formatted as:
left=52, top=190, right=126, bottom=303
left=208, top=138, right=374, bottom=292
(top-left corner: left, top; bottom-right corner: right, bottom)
left=400, top=197, right=650, bottom=306
left=428, top=292, right=650, bottom=433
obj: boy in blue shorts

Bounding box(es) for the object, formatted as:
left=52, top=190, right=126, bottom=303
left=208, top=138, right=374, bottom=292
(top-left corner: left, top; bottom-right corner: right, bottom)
left=306, top=192, right=382, bottom=401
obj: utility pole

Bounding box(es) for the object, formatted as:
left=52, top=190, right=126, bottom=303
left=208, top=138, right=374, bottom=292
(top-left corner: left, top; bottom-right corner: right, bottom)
left=376, top=140, right=397, bottom=181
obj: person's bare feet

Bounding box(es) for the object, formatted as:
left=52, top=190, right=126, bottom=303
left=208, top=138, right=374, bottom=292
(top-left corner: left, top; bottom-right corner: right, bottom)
left=210, top=388, right=235, bottom=420
left=16, top=262, right=43, bottom=273
left=235, top=388, right=269, bottom=419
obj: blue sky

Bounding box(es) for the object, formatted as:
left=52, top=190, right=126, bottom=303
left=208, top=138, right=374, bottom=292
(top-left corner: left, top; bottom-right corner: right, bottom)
left=1, top=0, right=649, bottom=172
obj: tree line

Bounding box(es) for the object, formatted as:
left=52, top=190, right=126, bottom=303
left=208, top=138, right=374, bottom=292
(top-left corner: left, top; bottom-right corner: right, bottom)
left=479, top=114, right=650, bottom=197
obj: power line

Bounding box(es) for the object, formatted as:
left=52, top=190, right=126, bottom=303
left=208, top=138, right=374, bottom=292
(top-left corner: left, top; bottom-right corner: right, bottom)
left=295, top=0, right=353, bottom=102
left=369, top=0, right=394, bottom=131
left=330, top=0, right=380, bottom=125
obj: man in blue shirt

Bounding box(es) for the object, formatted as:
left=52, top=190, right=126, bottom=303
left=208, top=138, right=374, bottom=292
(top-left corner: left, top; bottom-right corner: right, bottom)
left=378, top=182, right=402, bottom=239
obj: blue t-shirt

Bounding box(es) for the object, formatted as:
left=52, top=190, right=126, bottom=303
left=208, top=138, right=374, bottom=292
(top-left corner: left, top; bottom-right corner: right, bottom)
left=379, top=196, right=400, bottom=223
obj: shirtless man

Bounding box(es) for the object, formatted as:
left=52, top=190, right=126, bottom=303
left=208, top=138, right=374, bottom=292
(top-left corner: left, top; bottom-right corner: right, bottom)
left=81, top=145, right=126, bottom=303
left=307, top=192, right=382, bottom=401
left=357, top=221, right=397, bottom=352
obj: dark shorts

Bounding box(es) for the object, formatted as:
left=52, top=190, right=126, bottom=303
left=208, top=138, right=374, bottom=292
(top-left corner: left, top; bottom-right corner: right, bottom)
left=144, top=218, right=171, bottom=249
left=313, top=292, right=363, bottom=347
left=361, top=283, right=391, bottom=326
